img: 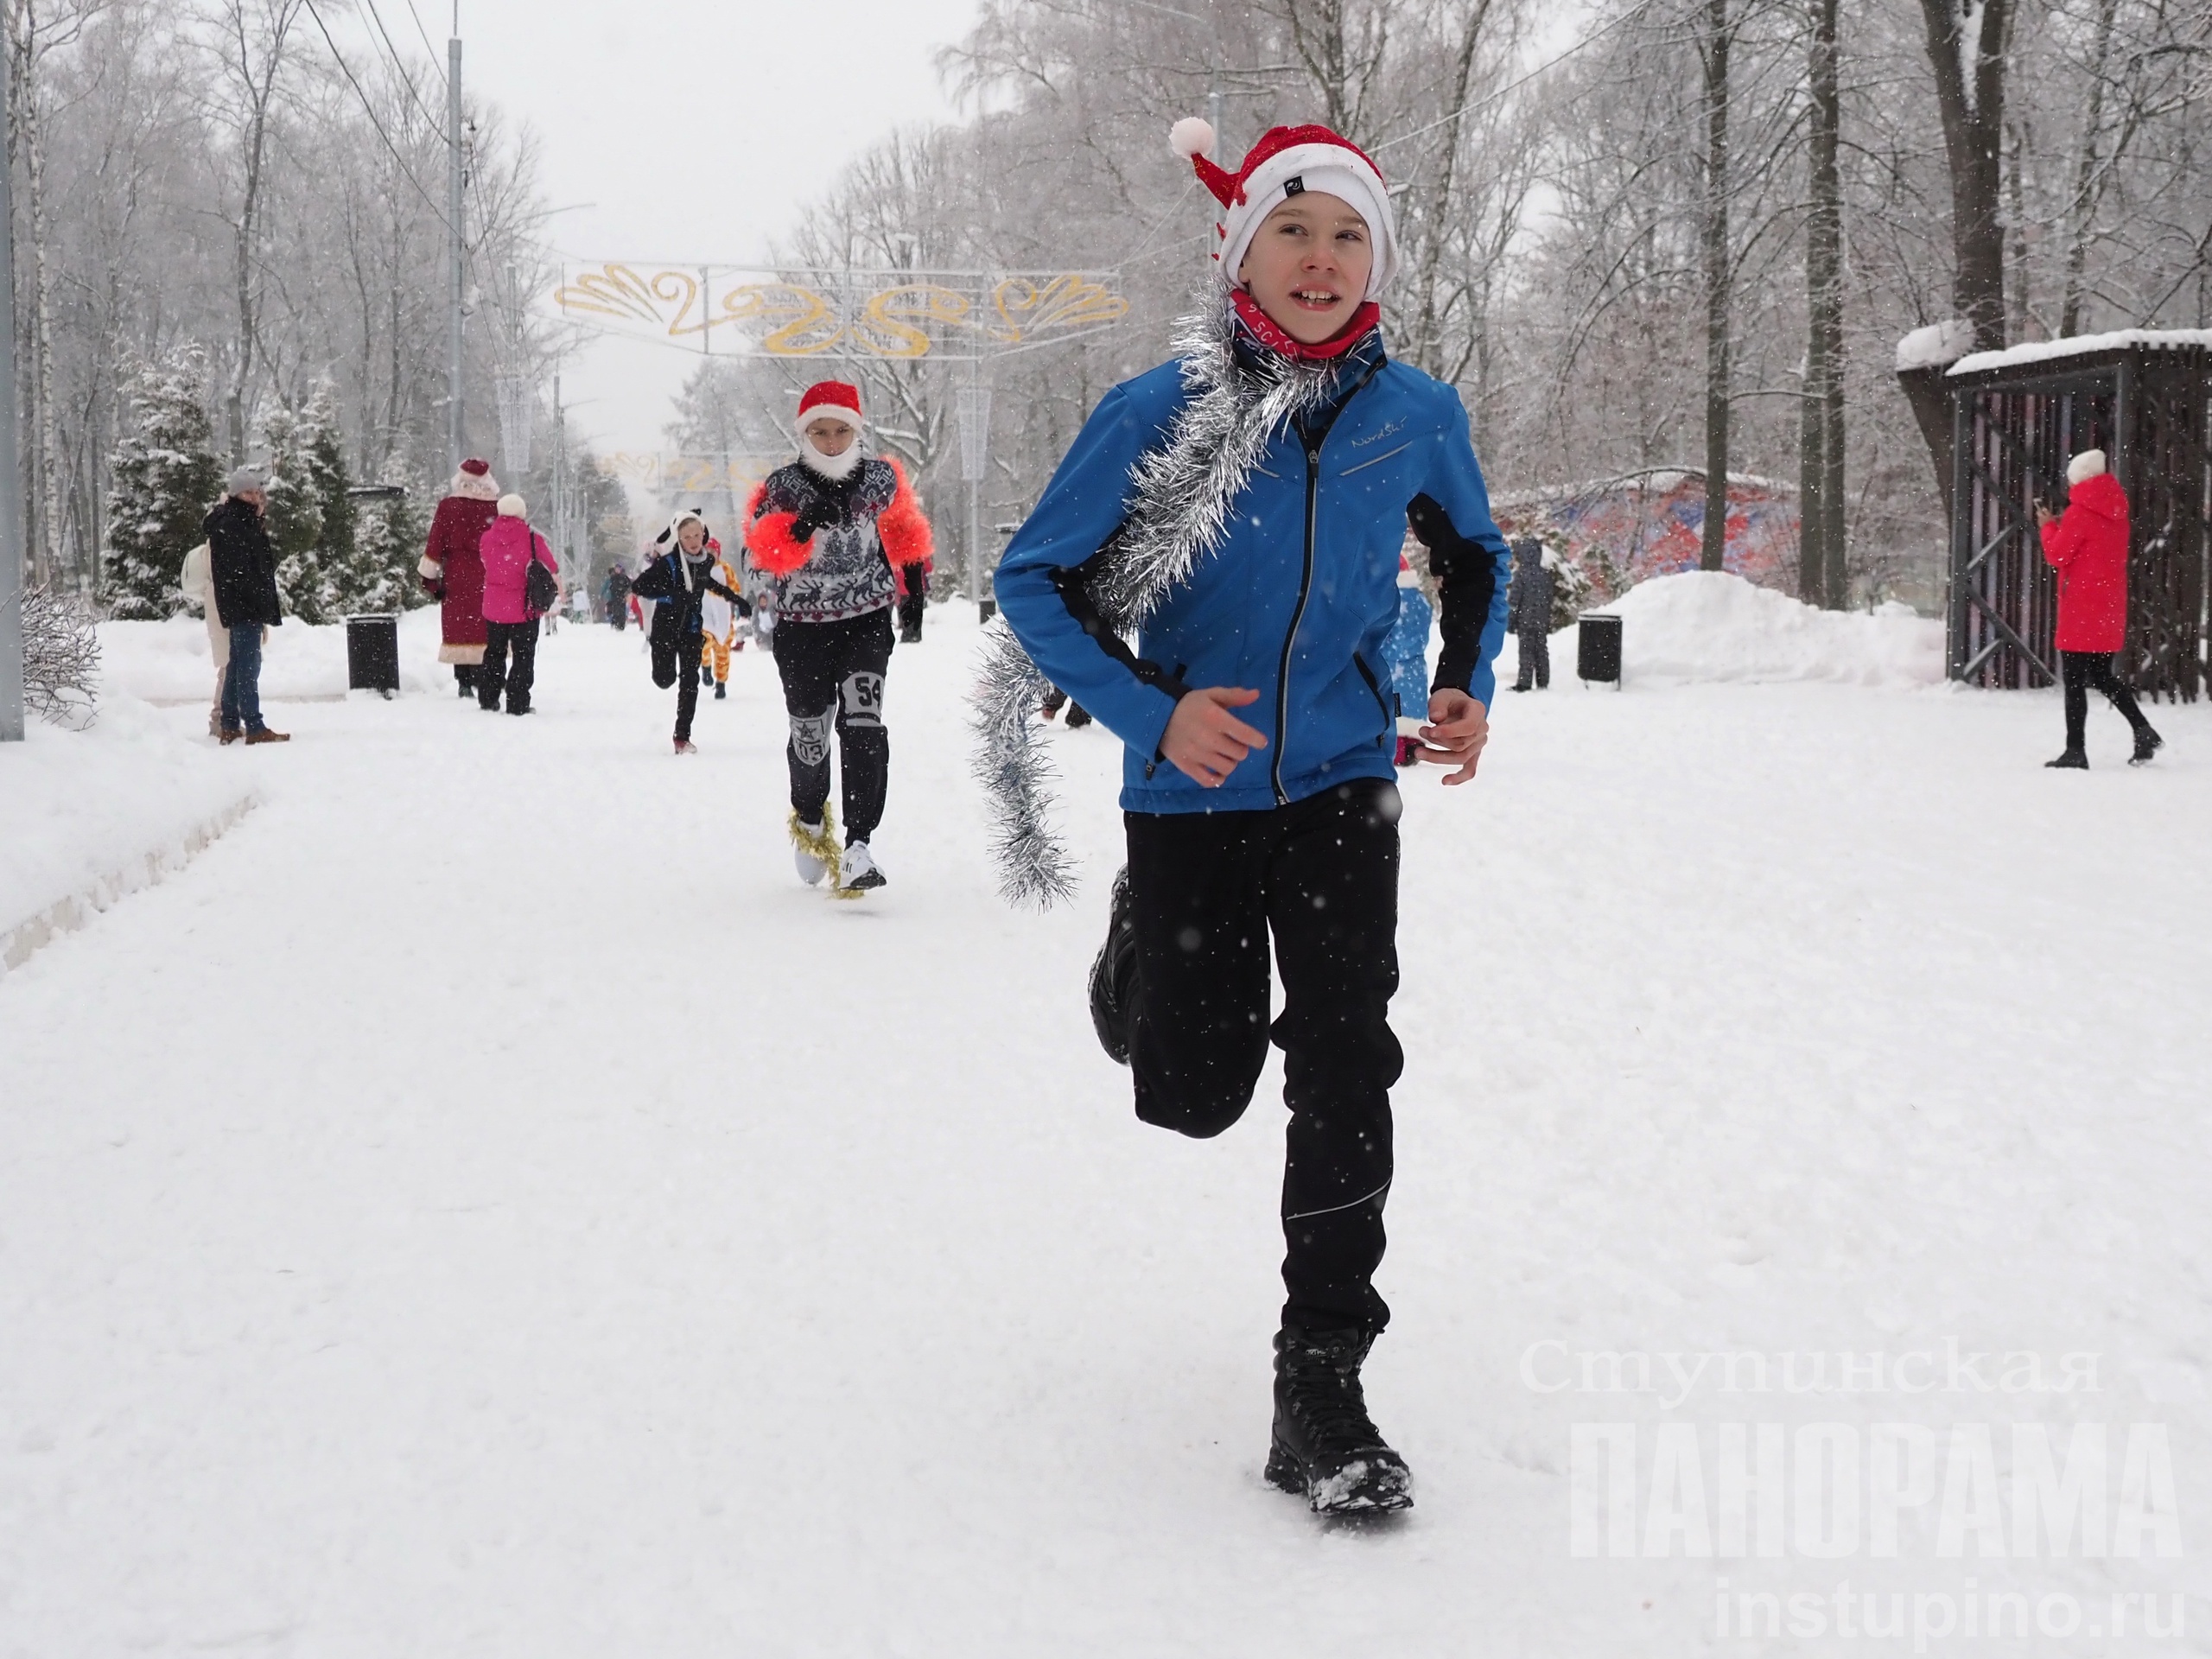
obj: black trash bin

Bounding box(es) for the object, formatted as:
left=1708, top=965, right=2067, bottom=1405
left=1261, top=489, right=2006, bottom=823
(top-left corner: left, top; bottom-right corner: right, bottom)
left=1576, top=613, right=1623, bottom=689
left=346, top=613, right=399, bottom=697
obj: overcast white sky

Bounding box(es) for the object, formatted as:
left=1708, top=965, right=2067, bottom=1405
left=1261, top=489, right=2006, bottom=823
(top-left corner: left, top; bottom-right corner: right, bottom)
left=399, top=0, right=985, bottom=460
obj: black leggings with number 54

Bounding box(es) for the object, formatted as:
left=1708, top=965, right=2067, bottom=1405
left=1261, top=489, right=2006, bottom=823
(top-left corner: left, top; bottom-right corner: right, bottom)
left=774, top=607, right=895, bottom=844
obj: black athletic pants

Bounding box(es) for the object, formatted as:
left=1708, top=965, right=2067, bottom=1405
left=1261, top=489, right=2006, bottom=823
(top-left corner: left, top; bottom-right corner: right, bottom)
left=774, top=608, right=893, bottom=843
left=480, top=620, right=537, bottom=714
left=1124, top=778, right=1403, bottom=1337
left=1514, top=626, right=1549, bottom=690
left=2061, top=650, right=2150, bottom=750
left=652, top=630, right=702, bottom=740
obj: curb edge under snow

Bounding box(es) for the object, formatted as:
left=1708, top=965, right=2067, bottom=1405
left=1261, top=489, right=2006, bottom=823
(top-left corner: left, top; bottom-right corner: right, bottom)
left=0, top=792, right=261, bottom=981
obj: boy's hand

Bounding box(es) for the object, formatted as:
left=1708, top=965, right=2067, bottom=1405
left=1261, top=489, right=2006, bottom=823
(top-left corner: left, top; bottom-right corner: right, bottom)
left=1162, top=686, right=1268, bottom=787
left=1418, top=690, right=1490, bottom=785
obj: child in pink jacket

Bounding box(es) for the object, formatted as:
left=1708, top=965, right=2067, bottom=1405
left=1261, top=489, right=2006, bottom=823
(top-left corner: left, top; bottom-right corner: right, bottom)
left=477, top=493, right=560, bottom=715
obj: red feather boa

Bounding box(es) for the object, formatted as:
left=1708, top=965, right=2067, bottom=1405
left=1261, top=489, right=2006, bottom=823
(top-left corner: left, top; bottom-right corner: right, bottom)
left=742, top=462, right=935, bottom=577
left=879, top=460, right=933, bottom=568
left=743, top=480, right=812, bottom=576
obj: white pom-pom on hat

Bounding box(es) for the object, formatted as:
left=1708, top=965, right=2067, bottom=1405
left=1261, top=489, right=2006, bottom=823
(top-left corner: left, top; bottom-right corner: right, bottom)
left=2067, top=448, right=2107, bottom=486
left=497, top=493, right=526, bottom=518
left=1170, top=117, right=1216, bottom=159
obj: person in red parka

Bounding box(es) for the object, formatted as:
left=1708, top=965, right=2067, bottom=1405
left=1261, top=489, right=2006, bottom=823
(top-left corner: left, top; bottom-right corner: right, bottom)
left=2037, top=448, right=2162, bottom=769
left=419, top=456, right=502, bottom=698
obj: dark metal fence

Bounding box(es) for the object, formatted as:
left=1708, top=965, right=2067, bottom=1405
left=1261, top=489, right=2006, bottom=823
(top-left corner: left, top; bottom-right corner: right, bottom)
left=1946, top=337, right=2209, bottom=701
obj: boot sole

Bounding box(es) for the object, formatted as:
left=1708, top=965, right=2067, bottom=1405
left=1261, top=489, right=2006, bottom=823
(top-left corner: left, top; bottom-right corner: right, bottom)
left=1265, top=1437, right=1414, bottom=1514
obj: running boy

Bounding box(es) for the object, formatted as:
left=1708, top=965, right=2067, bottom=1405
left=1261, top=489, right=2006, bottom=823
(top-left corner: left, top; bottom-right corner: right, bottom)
left=987, top=120, right=1510, bottom=1514
left=745, top=381, right=933, bottom=895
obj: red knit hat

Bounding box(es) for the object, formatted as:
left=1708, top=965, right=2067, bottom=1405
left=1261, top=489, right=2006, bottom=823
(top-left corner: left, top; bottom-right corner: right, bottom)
left=460, top=456, right=491, bottom=476
left=1168, top=119, right=1399, bottom=298
left=796, top=381, right=863, bottom=434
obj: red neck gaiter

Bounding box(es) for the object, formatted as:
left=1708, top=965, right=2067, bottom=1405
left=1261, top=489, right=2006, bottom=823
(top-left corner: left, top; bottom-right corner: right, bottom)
left=1231, top=288, right=1382, bottom=362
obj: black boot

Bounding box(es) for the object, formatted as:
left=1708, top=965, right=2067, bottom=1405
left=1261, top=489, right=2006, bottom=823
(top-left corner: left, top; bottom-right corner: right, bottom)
left=2130, top=727, right=2164, bottom=767
left=1265, top=1326, right=1413, bottom=1515
left=2045, top=748, right=2088, bottom=770
left=1065, top=702, right=1093, bottom=729
left=1087, top=867, right=1137, bottom=1065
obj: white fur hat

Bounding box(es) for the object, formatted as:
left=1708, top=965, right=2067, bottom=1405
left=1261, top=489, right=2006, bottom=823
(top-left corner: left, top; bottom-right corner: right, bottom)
left=497, top=493, right=527, bottom=518
left=2067, top=449, right=2107, bottom=486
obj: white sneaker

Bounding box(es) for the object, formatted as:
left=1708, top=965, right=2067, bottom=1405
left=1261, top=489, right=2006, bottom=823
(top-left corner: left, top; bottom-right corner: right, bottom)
left=792, top=821, right=829, bottom=886
left=836, top=840, right=886, bottom=895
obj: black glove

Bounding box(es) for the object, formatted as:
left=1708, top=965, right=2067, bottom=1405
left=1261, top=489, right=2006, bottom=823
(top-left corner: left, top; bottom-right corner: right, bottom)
left=790, top=511, right=823, bottom=543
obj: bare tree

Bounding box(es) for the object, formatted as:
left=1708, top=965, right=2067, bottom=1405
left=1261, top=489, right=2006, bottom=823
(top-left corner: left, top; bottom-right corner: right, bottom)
left=1798, top=0, right=1845, bottom=607
left=1918, top=0, right=2017, bottom=352
left=201, top=0, right=305, bottom=461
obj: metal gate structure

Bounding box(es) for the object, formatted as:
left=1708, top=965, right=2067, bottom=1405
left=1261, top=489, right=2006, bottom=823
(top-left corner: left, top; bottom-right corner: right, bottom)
left=1946, top=334, right=2209, bottom=699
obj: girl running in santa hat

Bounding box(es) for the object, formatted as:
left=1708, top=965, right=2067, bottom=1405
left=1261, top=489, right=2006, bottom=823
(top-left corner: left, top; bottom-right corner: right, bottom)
left=981, top=120, right=1510, bottom=1514
left=745, top=382, right=934, bottom=896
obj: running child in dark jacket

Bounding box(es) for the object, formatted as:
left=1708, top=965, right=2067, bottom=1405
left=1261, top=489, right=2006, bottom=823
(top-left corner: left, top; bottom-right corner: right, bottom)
left=632, top=508, right=746, bottom=754
left=984, top=118, right=1510, bottom=1516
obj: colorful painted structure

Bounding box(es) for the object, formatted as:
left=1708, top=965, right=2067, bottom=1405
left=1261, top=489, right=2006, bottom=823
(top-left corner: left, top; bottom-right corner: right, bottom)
left=1490, top=469, right=1801, bottom=605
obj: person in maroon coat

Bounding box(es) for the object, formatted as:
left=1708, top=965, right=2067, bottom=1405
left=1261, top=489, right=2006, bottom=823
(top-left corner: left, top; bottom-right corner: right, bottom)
left=419, top=457, right=502, bottom=697
left=2037, top=448, right=2162, bottom=769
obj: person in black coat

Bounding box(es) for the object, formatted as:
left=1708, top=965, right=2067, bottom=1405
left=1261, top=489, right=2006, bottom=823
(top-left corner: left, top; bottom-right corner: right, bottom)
left=629, top=510, right=746, bottom=753
left=601, top=563, right=632, bottom=630
left=206, top=467, right=289, bottom=744
left=1507, top=537, right=1556, bottom=692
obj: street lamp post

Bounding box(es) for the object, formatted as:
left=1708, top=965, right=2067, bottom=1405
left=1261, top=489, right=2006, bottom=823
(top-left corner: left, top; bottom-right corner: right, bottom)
left=0, top=54, right=25, bottom=742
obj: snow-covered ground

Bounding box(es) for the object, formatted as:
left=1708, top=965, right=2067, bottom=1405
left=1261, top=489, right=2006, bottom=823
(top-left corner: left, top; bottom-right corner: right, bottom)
left=0, top=697, right=255, bottom=972
left=3, top=586, right=2207, bottom=1656
left=98, top=608, right=452, bottom=705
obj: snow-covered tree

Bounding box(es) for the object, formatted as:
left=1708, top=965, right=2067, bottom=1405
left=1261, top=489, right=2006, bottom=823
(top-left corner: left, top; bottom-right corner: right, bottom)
left=350, top=444, right=431, bottom=615
left=101, top=346, right=224, bottom=619
left=258, top=401, right=326, bottom=621
left=296, top=383, right=369, bottom=614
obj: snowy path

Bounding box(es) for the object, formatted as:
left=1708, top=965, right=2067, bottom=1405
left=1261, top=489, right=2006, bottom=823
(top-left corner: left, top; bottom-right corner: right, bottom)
left=4, top=612, right=2209, bottom=1656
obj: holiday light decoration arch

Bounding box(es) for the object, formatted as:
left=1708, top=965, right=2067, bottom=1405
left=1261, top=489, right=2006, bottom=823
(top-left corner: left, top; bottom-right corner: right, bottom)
left=550, top=264, right=1130, bottom=360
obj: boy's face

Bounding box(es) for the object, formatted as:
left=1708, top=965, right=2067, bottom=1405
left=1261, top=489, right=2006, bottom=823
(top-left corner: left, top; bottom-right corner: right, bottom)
left=1236, top=193, right=1375, bottom=346
left=678, top=521, right=705, bottom=554
left=805, top=418, right=856, bottom=456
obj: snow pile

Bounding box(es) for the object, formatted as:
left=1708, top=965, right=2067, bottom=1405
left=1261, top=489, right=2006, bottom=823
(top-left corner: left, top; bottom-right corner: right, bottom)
left=0, top=697, right=256, bottom=967
left=99, top=608, right=450, bottom=703
left=1894, top=318, right=1976, bottom=372
left=1580, top=569, right=1942, bottom=687
left=1949, top=327, right=2212, bottom=378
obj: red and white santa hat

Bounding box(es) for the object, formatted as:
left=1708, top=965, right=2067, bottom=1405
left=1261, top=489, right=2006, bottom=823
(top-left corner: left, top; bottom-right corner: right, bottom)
left=1170, top=119, right=1400, bottom=300
left=795, top=380, right=864, bottom=435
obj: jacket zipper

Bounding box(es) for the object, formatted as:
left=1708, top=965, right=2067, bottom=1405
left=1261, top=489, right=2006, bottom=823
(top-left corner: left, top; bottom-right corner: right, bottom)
left=1274, top=443, right=1323, bottom=805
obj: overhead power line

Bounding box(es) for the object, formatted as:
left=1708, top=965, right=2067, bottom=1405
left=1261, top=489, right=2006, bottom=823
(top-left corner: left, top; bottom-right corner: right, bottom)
left=1373, top=0, right=1662, bottom=154
left=301, top=0, right=454, bottom=235
left=402, top=0, right=447, bottom=85
left=359, top=0, right=447, bottom=135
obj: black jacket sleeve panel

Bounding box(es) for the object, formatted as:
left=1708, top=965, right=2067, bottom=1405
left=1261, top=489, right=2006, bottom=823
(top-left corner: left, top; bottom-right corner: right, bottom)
left=1048, top=542, right=1195, bottom=707
left=1407, top=492, right=1498, bottom=696
left=628, top=558, right=675, bottom=601
left=706, top=576, right=745, bottom=607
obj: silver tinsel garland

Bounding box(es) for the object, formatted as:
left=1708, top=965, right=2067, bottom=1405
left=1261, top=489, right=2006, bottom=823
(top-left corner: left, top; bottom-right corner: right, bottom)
left=969, top=293, right=1351, bottom=909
